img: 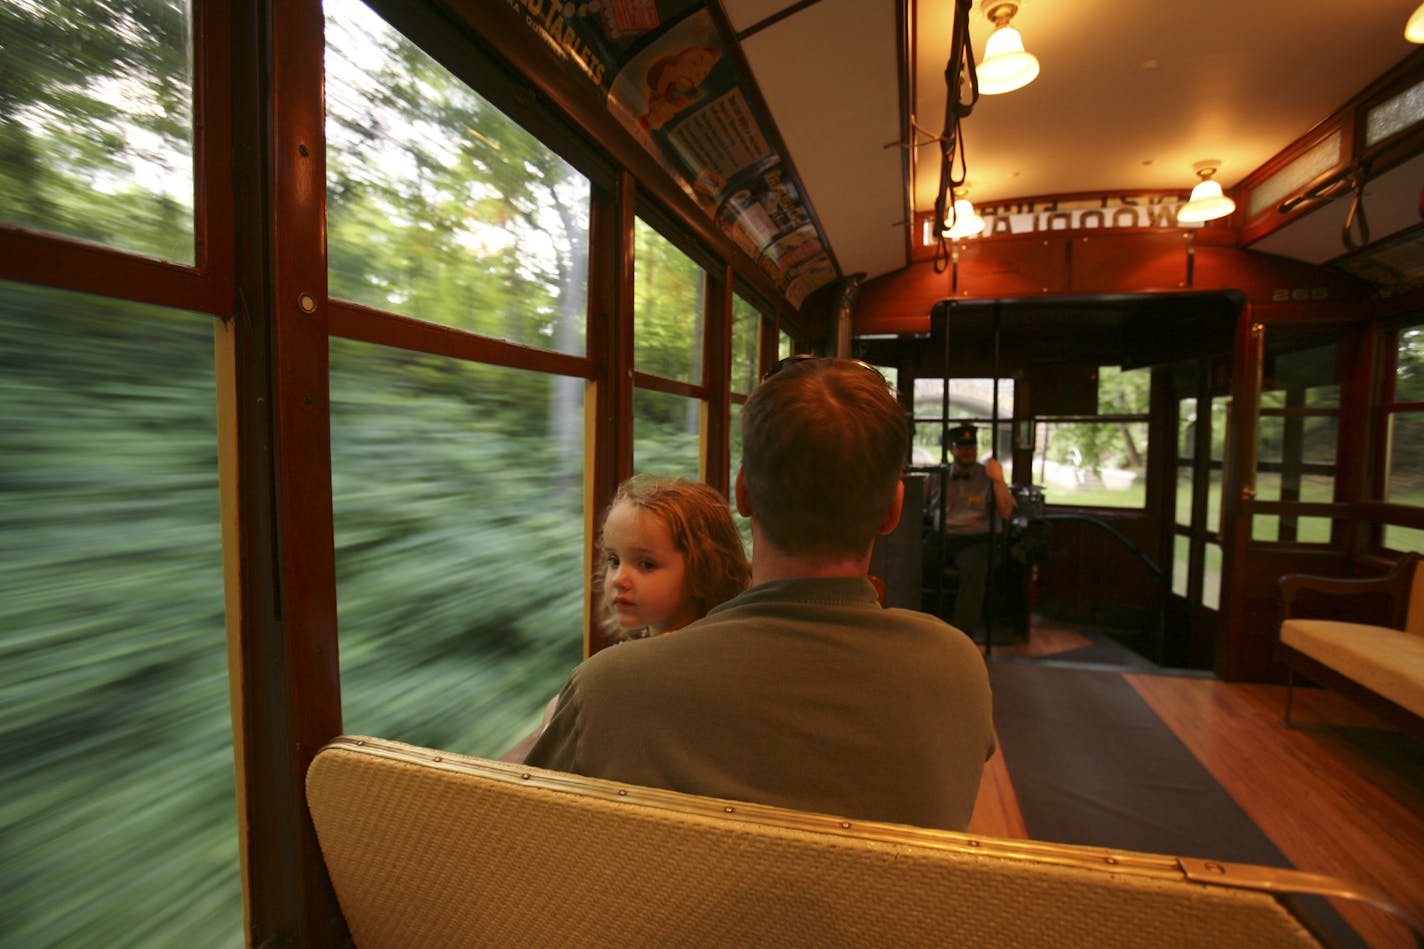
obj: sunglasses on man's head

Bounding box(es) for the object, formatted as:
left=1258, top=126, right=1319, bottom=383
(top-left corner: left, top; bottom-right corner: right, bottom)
left=760, top=355, right=892, bottom=390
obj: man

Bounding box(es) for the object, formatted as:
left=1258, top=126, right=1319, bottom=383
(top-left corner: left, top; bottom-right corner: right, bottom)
left=525, top=358, right=994, bottom=831
left=932, top=422, right=1016, bottom=638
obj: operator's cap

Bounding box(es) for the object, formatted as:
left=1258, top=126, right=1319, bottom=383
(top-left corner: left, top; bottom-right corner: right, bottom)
left=945, top=422, right=977, bottom=446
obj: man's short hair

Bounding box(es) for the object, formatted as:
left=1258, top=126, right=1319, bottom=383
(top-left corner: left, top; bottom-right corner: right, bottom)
left=741, top=358, right=908, bottom=559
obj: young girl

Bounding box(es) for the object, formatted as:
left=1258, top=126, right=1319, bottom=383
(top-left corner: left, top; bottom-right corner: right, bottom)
left=596, top=474, right=750, bottom=641
left=501, top=475, right=749, bottom=760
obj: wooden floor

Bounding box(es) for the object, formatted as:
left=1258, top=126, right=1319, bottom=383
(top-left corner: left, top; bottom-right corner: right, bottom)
left=966, top=617, right=1424, bottom=949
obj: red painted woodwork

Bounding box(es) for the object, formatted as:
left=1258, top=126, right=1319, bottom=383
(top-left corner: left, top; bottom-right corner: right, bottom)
left=1193, top=244, right=1369, bottom=304
left=851, top=235, right=1374, bottom=337
left=1070, top=232, right=1189, bottom=293
left=850, top=259, right=950, bottom=336
left=704, top=263, right=734, bottom=497
left=330, top=300, right=592, bottom=379
left=954, top=236, right=1069, bottom=299
left=0, top=228, right=222, bottom=315
left=586, top=172, right=637, bottom=658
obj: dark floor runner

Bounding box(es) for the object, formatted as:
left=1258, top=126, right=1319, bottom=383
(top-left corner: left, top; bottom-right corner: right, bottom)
left=989, top=660, right=1360, bottom=947
left=1034, top=632, right=1159, bottom=670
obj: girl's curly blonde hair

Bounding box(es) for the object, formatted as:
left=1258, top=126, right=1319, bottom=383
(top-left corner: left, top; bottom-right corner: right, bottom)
left=596, top=475, right=751, bottom=640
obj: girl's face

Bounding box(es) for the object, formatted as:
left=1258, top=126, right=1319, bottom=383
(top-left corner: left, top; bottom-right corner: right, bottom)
left=602, top=501, right=699, bottom=635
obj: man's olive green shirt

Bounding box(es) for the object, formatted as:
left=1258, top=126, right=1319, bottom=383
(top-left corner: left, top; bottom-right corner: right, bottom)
left=525, top=577, right=994, bottom=831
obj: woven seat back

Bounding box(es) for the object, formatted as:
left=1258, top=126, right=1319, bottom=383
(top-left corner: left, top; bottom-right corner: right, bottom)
left=302, top=736, right=1355, bottom=948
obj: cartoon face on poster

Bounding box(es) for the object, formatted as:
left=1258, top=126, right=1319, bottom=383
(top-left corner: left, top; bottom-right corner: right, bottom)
left=607, top=11, right=736, bottom=149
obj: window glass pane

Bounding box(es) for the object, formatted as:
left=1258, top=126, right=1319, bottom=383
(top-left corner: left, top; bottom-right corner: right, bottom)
left=1259, top=388, right=1340, bottom=410
left=330, top=340, right=585, bottom=757
left=1172, top=534, right=1190, bottom=598
left=1, top=1, right=195, bottom=263
left=1247, top=130, right=1341, bottom=219
left=633, top=389, right=701, bottom=478
left=1398, top=325, right=1424, bottom=402
left=634, top=218, right=704, bottom=384
left=1386, top=410, right=1424, bottom=507
left=729, top=398, right=745, bottom=482
left=1178, top=398, right=1197, bottom=458
left=1, top=281, right=234, bottom=944
left=1384, top=524, right=1424, bottom=553
left=779, top=330, right=793, bottom=359
left=948, top=378, right=1014, bottom=419
left=1176, top=463, right=1193, bottom=529
left=1306, top=385, right=1341, bottom=408
left=730, top=295, right=760, bottom=396
left=1032, top=420, right=1147, bottom=508
left=1202, top=541, right=1223, bottom=610
left=914, top=378, right=946, bottom=419
left=1256, top=417, right=1335, bottom=503
left=1301, top=417, right=1337, bottom=501
left=1380, top=325, right=1422, bottom=550
left=911, top=420, right=943, bottom=466
left=325, top=0, right=589, bottom=355
left=730, top=401, right=752, bottom=545
left=1253, top=514, right=1333, bottom=543
left=1257, top=407, right=1336, bottom=545
left=1176, top=397, right=1196, bottom=529
left=1264, top=342, right=1339, bottom=407
left=1099, top=366, right=1149, bottom=414
left=914, top=378, right=1015, bottom=466
left=1258, top=416, right=1283, bottom=466
left=1000, top=454, right=1016, bottom=484
left=1365, top=77, right=1424, bottom=147
left=1210, top=397, right=1228, bottom=462
left=1207, top=397, right=1228, bottom=533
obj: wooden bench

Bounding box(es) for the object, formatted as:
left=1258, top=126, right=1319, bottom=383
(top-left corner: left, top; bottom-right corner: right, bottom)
left=306, top=735, right=1420, bottom=947
left=1279, top=552, right=1424, bottom=741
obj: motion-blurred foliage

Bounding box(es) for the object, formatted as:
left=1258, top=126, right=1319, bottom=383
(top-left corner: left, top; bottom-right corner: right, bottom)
left=0, top=282, right=234, bottom=947
left=329, top=340, right=585, bottom=756
left=1, top=1, right=713, bottom=947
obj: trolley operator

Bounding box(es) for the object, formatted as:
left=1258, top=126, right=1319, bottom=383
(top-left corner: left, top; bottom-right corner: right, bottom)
left=931, top=422, right=1016, bottom=638
left=525, top=357, right=994, bottom=832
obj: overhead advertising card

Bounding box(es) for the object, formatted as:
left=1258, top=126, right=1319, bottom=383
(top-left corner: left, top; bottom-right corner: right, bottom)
left=504, top=1, right=836, bottom=307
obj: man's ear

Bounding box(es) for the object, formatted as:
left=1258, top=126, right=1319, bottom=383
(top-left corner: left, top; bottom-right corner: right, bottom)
left=877, top=479, right=904, bottom=535
left=734, top=465, right=753, bottom=516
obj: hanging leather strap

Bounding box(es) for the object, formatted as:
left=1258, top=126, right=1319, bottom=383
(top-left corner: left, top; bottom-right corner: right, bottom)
left=933, top=0, right=980, bottom=273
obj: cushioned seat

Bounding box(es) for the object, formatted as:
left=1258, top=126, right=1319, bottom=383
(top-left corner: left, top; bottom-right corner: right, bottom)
left=1280, top=618, right=1424, bottom=719
left=1278, top=552, right=1423, bottom=739
left=305, top=735, right=1420, bottom=948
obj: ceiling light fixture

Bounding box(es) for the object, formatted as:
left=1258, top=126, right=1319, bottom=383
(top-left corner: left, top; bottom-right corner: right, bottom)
left=978, top=1, right=1040, bottom=95
left=1177, top=161, right=1236, bottom=223
left=1407, top=2, right=1424, bottom=43
left=943, top=191, right=987, bottom=239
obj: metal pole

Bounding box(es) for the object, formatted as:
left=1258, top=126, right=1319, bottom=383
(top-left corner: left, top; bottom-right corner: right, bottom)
left=937, top=302, right=952, bottom=617
left=985, top=300, right=1002, bottom=657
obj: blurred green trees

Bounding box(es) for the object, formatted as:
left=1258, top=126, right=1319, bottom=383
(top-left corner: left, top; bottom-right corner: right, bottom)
left=0, top=282, right=234, bottom=947
left=0, top=1, right=713, bottom=947
left=0, top=0, right=193, bottom=261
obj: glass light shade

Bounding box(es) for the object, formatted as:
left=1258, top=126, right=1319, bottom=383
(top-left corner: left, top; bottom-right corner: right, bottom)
left=978, top=26, right=1040, bottom=94
left=943, top=198, right=986, bottom=239
left=1408, top=2, right=1424, bottom=42
left=1177, top=179, right=1236, bottom=223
